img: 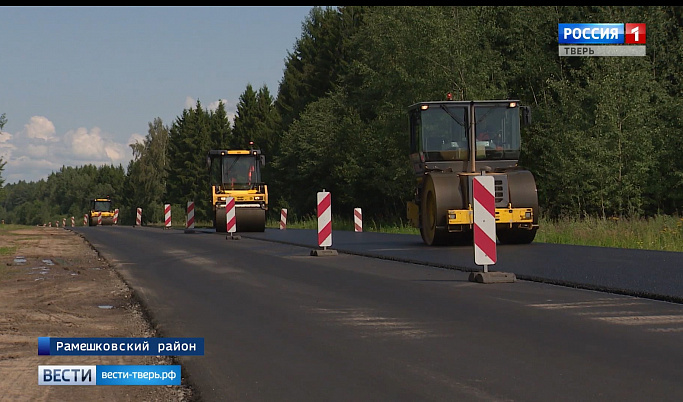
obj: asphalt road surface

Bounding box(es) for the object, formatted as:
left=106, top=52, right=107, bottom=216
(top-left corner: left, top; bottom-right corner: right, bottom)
left=72, top=226, right=683, bottom=401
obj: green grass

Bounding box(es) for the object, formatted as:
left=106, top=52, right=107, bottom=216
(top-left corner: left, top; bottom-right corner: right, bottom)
left=5, top=214, right=682, bottom=253
left=0, top=223, right=31, bottom=233
left=536, top=215, right=683, bottom=252
left=267, top=214, right=683, bottom=253
left=0, top=246, right=17, bottom=256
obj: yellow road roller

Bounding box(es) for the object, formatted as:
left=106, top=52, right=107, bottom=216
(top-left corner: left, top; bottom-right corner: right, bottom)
left=88, top=197, right=115, bottom=226
left=207, top=145, right=268, bottom=232
left=406, top=99, right=539, bottom=246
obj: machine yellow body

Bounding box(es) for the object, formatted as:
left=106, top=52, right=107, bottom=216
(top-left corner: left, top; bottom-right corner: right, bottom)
left=407, top=100, right=539, bottom=245
left=88, top=197, right=115, bottom=226
left=207, top=148, right=268, bottom=232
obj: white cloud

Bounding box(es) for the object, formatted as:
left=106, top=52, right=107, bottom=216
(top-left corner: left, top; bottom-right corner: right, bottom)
left=185, top=96, right=196, bottom=109
left=4, top=156, right=59, bottom=184
left=66, top=127, right=107, bottom=159
left=0, top=130, right=12, bottom=143
left=25, top=143, right=49, bottom=158
left=1, top=116, right=136, bottom=184
left=128, top=133, right=145, bottom=146
left=24, top=116, right=57, bottom=141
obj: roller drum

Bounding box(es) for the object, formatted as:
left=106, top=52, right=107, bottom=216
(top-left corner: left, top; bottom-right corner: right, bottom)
left=215, top=206, right=265, bottom=232
left=497, top=169, right=538, bottom=244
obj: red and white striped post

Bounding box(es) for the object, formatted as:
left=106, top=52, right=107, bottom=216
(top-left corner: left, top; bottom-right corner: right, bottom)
left=135, top=208, right=142, bottom=226
left=310, top=190, right=336, bottom=256
left=185, top=201, right=195, bottom=233
left=71, top=216, right=75, bottom=227
left=225, top=197, right=240, bottom=239
left=318, top=191, right=332, bottom=248
left=280, top=208, right=287, bottom=230
left=354, top=208, right=362, bottom=232
left=49, top=222, right=52, bottom=227
left=164, top=204, right=171, bottom=229
left=83, top=214, right=88, bottom=226
left=113, top=209, right=119, bottom=225
left=473, top=175, right=496, bottom=270
left=62, top=218, right=66, bottom=227
left=97, top=212, right=102, bottom=226
left=470, top=174, right=515, bottom=283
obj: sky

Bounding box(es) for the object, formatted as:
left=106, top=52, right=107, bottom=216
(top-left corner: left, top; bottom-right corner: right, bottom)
left=0, top=6, right=313, bottom=185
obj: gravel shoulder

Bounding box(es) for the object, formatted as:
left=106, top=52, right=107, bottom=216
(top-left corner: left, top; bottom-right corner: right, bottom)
left=0, top=226, right=193, bottom=401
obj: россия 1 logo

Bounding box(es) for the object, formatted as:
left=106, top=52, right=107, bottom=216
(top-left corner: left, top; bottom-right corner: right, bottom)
left=624, top=23, right=646, bottom=44
left=558, top=23, right=646, bottom=57
left=559, top=23, right=624, bottom=44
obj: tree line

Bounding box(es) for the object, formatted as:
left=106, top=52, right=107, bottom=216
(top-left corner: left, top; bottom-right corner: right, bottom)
left=1, top=6, right=682, bottom=226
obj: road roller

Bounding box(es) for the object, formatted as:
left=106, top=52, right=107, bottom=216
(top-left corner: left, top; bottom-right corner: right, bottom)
left=88, top=197, right=115, bottom=226
left=406, top=99, right=539, bottom=246
left=207, top=145, right=268, bottom=232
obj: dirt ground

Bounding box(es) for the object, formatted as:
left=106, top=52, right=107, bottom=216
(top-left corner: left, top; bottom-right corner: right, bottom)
left=0, top=226, right=194, bottom=401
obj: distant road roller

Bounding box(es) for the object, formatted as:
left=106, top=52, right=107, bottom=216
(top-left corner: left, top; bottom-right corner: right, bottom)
left=88, top=197, right=115, bottom=226
left=406, top=99, right=539, bottom=246
left=207, top=145, right=268, bottom=232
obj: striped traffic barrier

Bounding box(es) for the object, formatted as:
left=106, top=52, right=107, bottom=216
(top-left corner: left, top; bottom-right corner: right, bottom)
left=225, top=197, right=240, bottom=240
left=62, top=218, right=66, bottom=227
left=185, top=201, right=195, bottom=233
left=83, top=214, right=88, bottom=226
left=135, top=208, right=142, bottom=226
left=164, top=204, right=171, bottom=229
left=71, top=216, right=75, bottom=227
left=473, top=175, right=496, bottom=268
left=470, top=174, right=515, bottom=283
left=354, top=208, right=362, bottom=232
left=113, top=209, right=119, bottom=225
left=49, top=222, right=52, bottom=227
left=97, top=212, right=102, bottom=226
left=311, top=190, right=337, bottom=256
left=280, top=208, right=287, bottom=230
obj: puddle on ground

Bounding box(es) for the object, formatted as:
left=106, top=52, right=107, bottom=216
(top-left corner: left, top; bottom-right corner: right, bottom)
left=13, top=256, right=27, bottom=264
left=98, top=305, right=114, bottom=309
left=27, top=267, right=50, bottom=275
left=42, top=259, right=54, bottom=266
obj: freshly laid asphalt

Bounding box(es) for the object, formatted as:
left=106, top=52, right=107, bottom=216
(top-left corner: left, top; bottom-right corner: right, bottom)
left=242, top=228, right=683, bottom=303
left=70, top=226, right=683, bottom=401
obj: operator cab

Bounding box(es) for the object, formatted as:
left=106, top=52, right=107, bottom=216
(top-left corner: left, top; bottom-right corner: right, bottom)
left=208, top=149, right=265, bottom=191
left=409, top=100, right=526, bottom=174
left=91, top=198, right=112, bottom=212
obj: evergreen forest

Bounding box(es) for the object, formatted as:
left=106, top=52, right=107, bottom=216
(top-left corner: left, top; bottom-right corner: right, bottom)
left=1, top=6, right=681, bottom=226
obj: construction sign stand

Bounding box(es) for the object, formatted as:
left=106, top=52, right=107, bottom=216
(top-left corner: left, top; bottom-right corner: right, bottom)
left=164, top=204, right=171, bottom=230
left=468, top=173, right=516, bottom=284
left=311, top=190, right=337, bottom=256
left=184, top=201, right=196, bottom=234
left=225, top=197, right=241, bottom=240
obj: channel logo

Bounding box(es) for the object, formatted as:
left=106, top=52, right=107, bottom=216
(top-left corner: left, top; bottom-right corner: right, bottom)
left=624, top=23, right=646, bottom=44
left=559, top=23, right=646, bottom=44
left=38, top=365, right=181, bottom=386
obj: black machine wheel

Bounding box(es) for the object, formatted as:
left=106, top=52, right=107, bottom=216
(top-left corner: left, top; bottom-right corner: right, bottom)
left=420, top=188, right=446, bottom=246
left=214, top=206, right=266, bottom=233
left=496, top=168, right=539, bottom=245
left=419, top=173, right=464, bottom=246
left=215, top=208, right=227, bottom=232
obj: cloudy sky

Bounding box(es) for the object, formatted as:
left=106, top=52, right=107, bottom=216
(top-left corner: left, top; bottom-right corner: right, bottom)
left=0, top=6, right=312, bottom=184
